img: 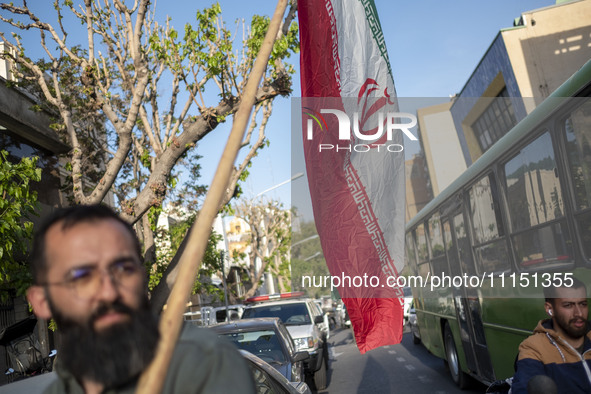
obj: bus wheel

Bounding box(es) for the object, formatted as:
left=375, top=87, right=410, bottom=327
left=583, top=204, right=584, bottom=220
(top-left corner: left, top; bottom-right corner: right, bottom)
left=444, top=322, right=469, bottom=389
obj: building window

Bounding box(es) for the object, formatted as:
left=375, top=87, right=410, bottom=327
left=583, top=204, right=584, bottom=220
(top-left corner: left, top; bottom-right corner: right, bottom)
left=472, top=88, right=517, bottom=152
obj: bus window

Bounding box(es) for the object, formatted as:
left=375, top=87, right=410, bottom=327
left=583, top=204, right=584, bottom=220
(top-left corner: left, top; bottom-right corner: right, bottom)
left=418, top=261, right=431, bottom=279
left=428, top=214, right=445, bottom=258
left=415, top=224, right=429, bottom=263
left=443, top=220, right=453, bottom=254
left=454, top=212, right=476, bottom=276
left=406, top=232, right=418, bottom=274
left=563, top=99, right=591, bottom=260
left=578, top=212, right=591, bottom=262
left=443, top=219, right=462, bottom=277
left=468, top=174, right=509, bottom=273
left=414, top=224, right=431, bottom=280
left=503, top=131, right=573, bottom=270
left=428, top=214, right=447, bottom=276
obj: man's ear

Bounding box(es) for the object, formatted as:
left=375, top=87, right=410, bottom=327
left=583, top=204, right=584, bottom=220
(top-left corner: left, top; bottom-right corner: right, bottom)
left=544, top=301, right=553, bottom=317
left=27, top=286, right=52, bottom=320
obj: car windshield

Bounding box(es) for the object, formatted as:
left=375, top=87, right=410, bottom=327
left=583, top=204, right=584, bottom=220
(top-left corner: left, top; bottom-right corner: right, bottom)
left=242, top=303, right=311, bottom=326
left=222, top=329, right=286, bottom=363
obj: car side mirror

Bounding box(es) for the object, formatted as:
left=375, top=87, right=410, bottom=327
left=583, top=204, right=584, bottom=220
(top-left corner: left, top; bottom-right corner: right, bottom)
left=292, top=351, right=310, bottom=363
left=314, top=315, right=324, bottom=324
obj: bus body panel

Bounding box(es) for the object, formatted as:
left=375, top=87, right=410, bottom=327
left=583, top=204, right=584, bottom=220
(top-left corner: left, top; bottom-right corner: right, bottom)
left=405, top=59, right=591, bottom=386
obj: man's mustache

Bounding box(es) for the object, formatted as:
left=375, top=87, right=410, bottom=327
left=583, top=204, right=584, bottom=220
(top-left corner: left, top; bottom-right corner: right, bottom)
left=91, top=301, right=134, bottom=325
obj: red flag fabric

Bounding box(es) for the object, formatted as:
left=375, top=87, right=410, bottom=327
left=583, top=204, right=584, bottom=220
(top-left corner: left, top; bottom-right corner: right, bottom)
left=298, top=0, right=406, bottom=353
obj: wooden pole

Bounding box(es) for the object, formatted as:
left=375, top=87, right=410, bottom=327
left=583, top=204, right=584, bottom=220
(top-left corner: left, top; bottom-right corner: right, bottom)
left=136, top=1, right=288, bottom=392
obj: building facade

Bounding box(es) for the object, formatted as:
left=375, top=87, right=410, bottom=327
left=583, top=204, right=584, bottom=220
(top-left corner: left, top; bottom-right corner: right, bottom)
left=0, top=45, right=69, bottom=385
left=451, top=0, right=591, bottom=166
left=408, top=0, right=591, bottom=223
left=416, top=100, right=467, bottom=197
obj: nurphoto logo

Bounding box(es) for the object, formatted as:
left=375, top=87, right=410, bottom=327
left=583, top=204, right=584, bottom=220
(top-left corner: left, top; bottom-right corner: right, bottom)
left=303, top=79, right=417, bottom=153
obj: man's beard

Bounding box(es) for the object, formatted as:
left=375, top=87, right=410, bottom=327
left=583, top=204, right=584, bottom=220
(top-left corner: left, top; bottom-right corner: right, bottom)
left=50, top=296, right=160, bottom=389
left=555, top=314, right=588, bottom=340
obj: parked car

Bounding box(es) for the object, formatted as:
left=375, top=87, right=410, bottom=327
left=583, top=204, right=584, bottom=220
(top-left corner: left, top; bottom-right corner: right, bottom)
left=408, top=301, right=421, bottom=345
left=183, top=304, right=245, bottom=326
left=240, top=349, right=312, bottom=394
left=242, top=292, right=330, bottom=390
left=340, top=303, right=351, bottom=329
left=402, top=286, right=413, bottom=322
left=315, top=296, right=337, bottom=329
left=209, top=317, right=309, bottom=383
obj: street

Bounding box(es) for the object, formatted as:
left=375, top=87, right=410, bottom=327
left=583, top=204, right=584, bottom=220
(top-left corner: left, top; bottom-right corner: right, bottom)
left=315, top=325, right=488, bottom=394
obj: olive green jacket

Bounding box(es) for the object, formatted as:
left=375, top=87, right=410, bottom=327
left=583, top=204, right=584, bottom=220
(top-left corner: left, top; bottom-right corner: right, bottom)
left=43, top=323, right=255, bottom=394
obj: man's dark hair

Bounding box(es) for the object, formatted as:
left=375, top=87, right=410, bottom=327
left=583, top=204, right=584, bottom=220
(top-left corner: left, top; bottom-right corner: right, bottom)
left=30, top=204, right=142, bottom=284
left=544, top=276, right=587, bottom=305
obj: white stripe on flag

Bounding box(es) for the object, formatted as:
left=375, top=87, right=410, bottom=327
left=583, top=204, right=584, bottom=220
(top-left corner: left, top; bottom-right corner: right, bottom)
left=298, top=0, right=405, bottom=353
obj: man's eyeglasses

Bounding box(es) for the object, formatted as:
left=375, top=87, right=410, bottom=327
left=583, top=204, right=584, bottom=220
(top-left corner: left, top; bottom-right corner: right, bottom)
left=41, top=259, right=143, bottom=300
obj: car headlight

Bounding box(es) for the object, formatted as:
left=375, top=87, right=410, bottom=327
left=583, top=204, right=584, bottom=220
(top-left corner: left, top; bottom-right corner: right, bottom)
left=293, top=336, right=315, bottom=351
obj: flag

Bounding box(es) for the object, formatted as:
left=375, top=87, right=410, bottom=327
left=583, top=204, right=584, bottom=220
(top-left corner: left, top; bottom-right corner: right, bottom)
left=297, top=0, right=406, bottom=353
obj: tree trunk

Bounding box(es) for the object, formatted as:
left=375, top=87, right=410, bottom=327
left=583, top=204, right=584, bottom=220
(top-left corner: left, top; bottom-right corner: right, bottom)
left=142, top=214, right=156, bottom=270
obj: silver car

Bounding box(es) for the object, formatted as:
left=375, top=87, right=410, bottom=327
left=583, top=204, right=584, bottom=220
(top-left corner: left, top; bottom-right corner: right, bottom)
left=210, top=317, right=308, bottom=383
left=240, top=349, right=312, bottom=394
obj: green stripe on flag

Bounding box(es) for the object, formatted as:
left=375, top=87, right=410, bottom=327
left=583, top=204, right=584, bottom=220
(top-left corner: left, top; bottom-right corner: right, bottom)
left=359, top=0, right=393, bottom=79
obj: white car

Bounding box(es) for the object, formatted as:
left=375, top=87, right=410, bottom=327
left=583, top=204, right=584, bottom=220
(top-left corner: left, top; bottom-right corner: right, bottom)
left=241, top=292, right=330, bottom=390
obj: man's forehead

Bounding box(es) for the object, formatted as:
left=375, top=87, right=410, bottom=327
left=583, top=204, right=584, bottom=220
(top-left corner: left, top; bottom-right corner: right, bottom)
left=45, top=217, right=137, bottom=256
left=554, top=285, right=587, bottom=300
left=48, top=217, right=129, bottom=236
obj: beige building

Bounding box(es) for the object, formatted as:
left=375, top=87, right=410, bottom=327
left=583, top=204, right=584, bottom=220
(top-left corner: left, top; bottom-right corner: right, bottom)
left=507, top=0, right=591, bottom=106
left=416, top=101, right=467, bottom=197
left=452, top=0, right=591, bottom=167
left=226, top=216, right=251, bottom=257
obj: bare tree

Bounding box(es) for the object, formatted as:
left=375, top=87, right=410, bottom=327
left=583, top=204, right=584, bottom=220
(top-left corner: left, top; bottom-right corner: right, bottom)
left=234, top=198, right=291, bottom=298
left=0, top=0, right=298, bottom=225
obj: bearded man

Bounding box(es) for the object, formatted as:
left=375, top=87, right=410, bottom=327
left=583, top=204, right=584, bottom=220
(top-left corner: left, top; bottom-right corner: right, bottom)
left=26, top=205, right=254, bottom=394
left=512, top=277, right=591, bottom=394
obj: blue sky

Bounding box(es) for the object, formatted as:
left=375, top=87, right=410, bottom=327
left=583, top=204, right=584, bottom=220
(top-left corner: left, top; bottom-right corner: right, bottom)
left=195, top=0, right=557, bottom=215
left=4, top=0, right=557, bottom=214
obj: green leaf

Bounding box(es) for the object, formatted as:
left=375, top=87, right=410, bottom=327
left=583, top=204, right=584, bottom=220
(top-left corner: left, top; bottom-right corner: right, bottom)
left=0, top=150, right=40, bottom=295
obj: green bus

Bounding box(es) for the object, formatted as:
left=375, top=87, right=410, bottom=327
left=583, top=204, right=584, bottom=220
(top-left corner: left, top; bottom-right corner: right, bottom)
left=405, top=59, right=591, bottom=388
